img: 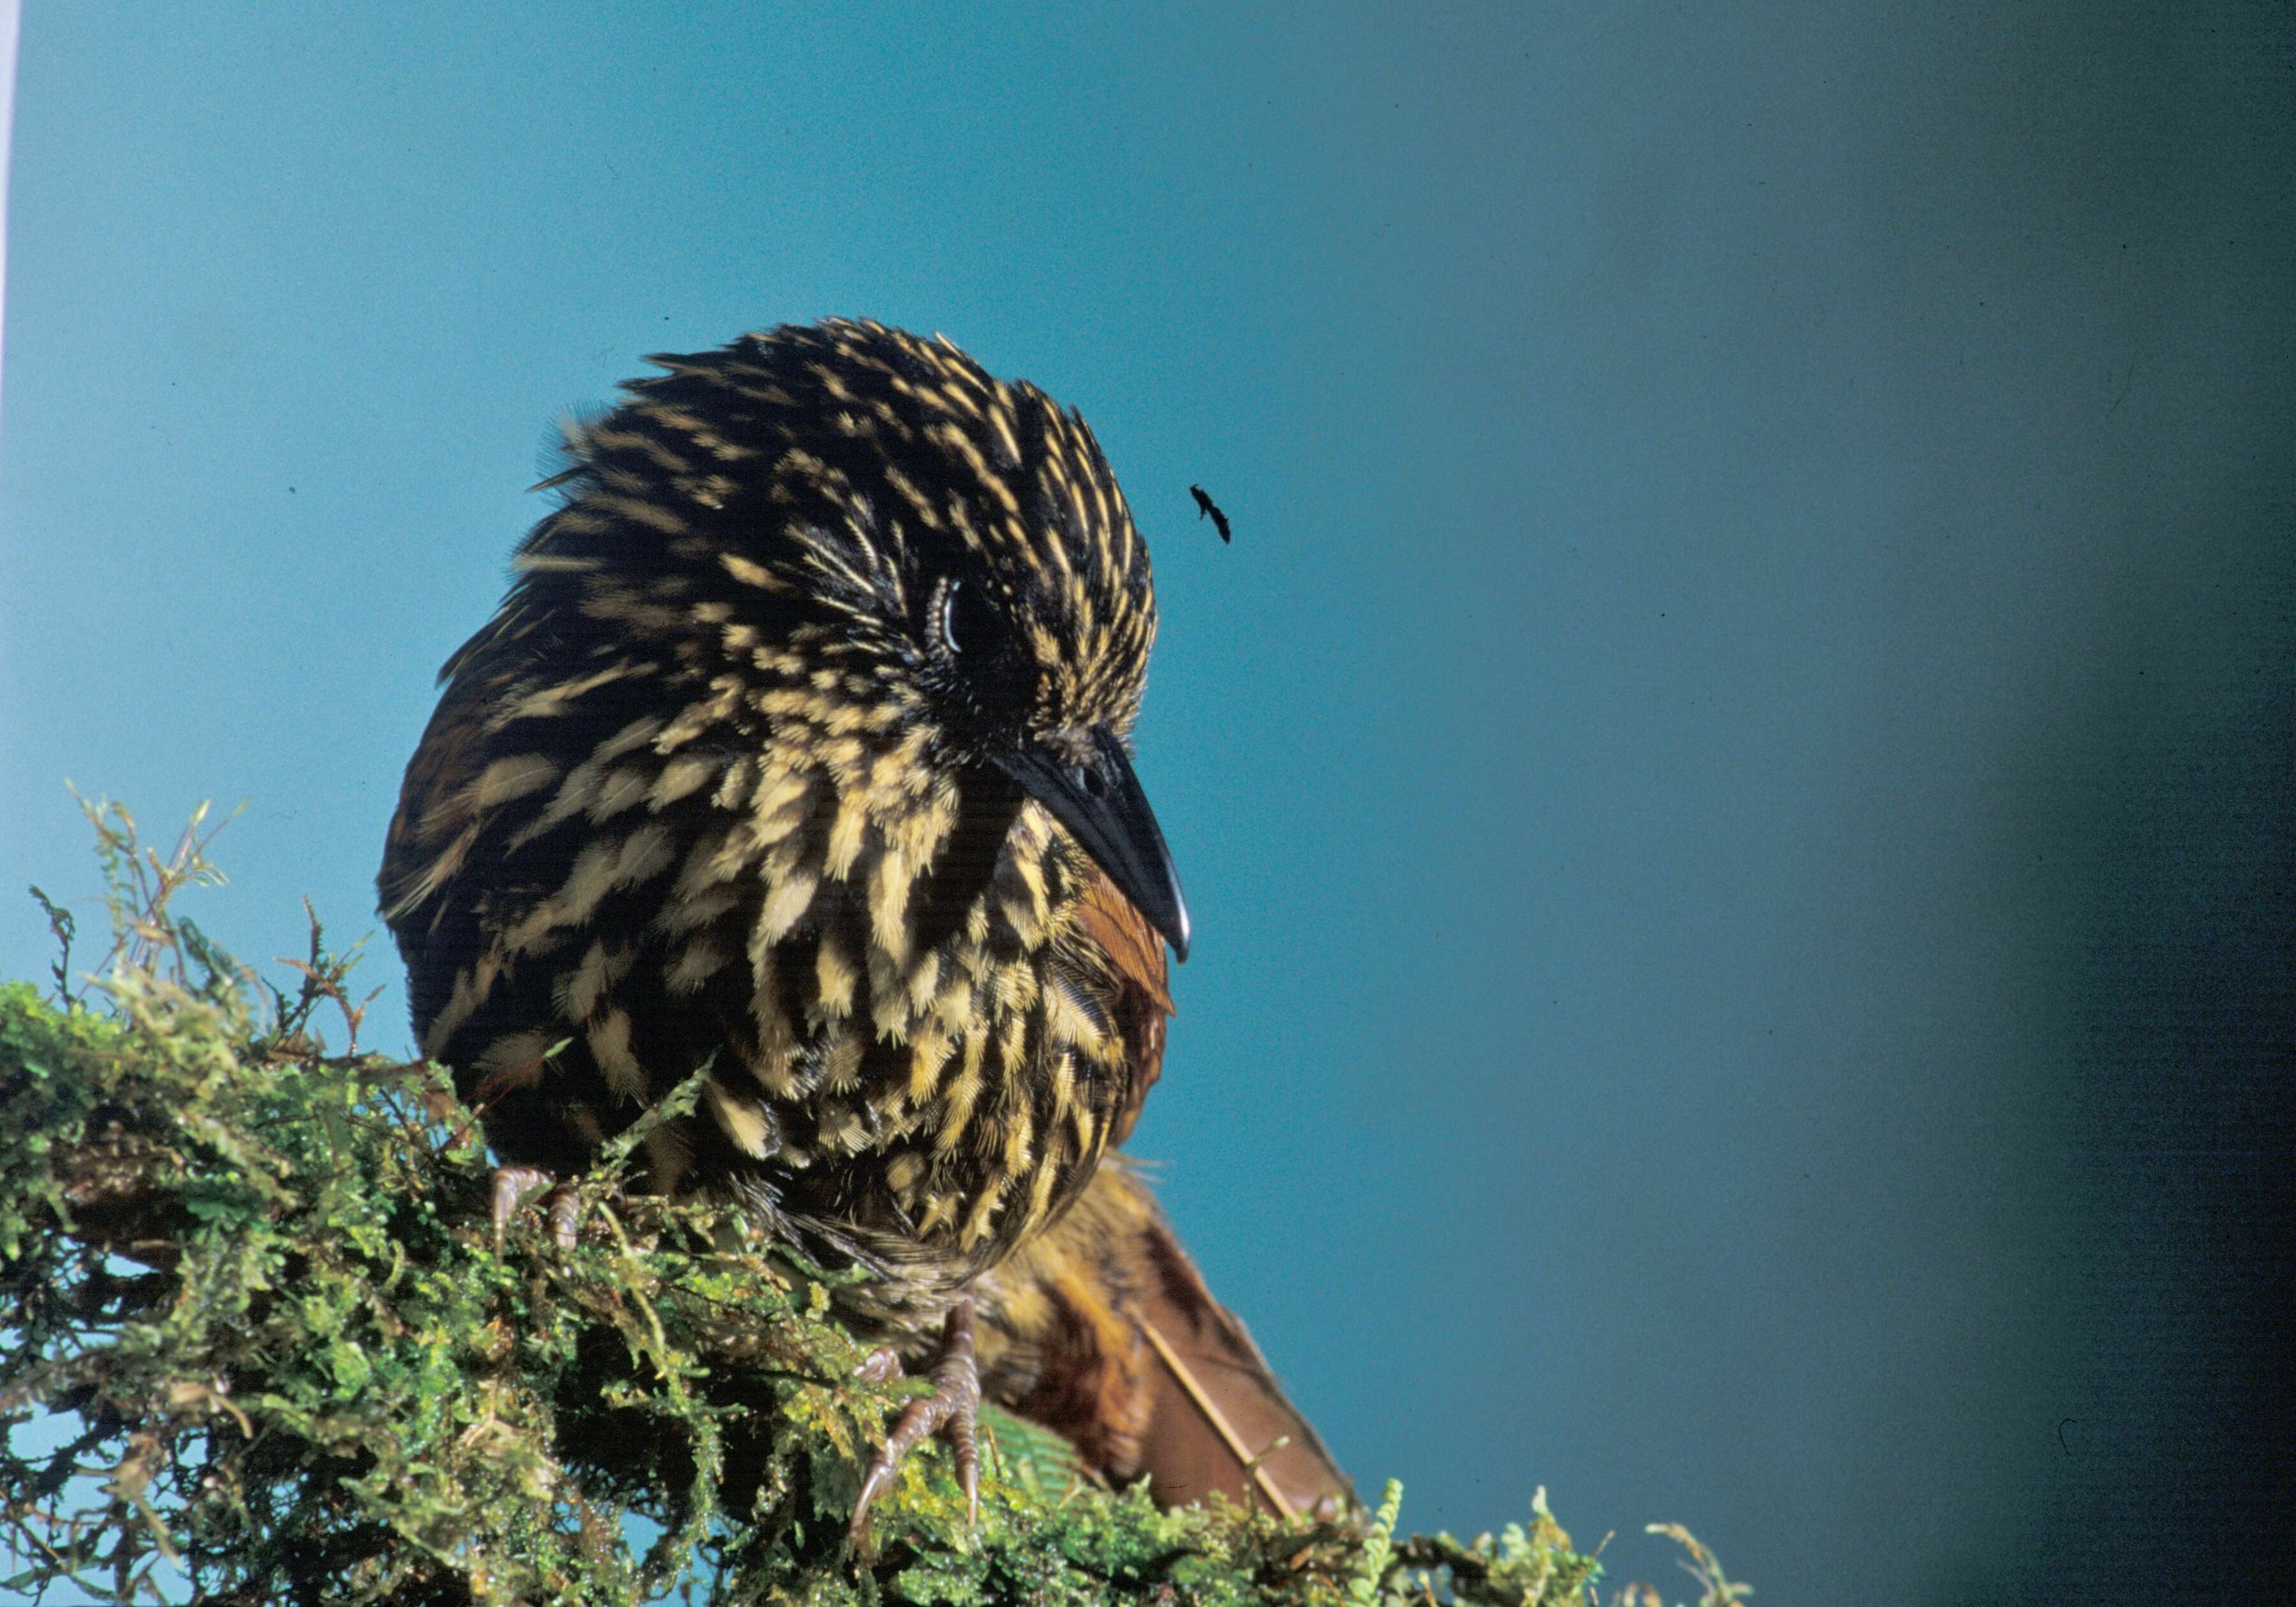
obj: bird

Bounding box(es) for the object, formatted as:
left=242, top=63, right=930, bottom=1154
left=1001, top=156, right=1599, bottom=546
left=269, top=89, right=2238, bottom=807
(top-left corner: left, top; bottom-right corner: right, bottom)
left=1188, top=484, right=1231, bottom=543
left=377, top=318, right=1346, bottom=1532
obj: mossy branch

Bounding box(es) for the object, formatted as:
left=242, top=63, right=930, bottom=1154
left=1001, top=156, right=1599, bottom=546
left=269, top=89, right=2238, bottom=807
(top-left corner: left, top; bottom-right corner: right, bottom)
left=1, top=801, right=1742, bottom=1605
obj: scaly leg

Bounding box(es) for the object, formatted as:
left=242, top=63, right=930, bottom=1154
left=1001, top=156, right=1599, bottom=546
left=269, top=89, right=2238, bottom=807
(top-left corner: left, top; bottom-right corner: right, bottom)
left=850, top=1296, right=981, bottom=1539
left=491, top=1164, right=581, bottom=1250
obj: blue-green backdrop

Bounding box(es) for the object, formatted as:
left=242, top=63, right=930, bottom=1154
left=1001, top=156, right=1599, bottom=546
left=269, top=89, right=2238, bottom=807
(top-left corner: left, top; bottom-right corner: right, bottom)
left=6, top=5, right=2292, bottom=1599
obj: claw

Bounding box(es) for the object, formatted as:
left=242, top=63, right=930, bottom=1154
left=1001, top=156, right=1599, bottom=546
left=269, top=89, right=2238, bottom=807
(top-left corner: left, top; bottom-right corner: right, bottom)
left=850, top=1297, right=982, bottom=1540
left=492, top=1164, right=580, bottom=1249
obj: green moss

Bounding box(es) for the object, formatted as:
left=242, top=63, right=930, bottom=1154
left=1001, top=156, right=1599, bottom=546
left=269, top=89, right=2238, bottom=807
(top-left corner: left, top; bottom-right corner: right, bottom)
left=0, top=803, right=1740, bottom=1605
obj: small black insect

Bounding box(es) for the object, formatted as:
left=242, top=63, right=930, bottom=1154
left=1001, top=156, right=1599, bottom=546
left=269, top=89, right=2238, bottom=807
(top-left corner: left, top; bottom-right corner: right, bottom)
left=1189, top=485, right=1232, bottom=543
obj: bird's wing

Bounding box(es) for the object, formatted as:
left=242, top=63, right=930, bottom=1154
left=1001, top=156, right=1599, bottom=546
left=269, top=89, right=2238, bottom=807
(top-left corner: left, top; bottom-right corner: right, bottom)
left=1071, top=869, right=1172, bottom=1149
left=376, top=604, right=539, bottom=932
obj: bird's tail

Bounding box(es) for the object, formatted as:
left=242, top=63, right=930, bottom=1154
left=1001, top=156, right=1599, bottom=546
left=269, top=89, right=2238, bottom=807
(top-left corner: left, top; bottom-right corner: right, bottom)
left=1126, top=1192, right=1352, bottom=1518
left=975, top=1161, right=1351, bottom=1519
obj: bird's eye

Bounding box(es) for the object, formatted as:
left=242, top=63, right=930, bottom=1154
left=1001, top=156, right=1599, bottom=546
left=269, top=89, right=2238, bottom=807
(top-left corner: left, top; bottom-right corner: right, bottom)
left=939, top=583, right=964, bottom=656
left=938, top=580, right=1003, bottom=661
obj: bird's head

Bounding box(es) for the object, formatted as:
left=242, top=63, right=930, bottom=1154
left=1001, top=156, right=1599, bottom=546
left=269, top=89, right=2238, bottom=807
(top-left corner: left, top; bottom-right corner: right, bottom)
left=486, top=318, right=1189, bottom=962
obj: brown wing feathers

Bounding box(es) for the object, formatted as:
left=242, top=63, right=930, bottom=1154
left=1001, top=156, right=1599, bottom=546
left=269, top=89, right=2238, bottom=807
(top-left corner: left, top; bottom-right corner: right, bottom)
left=1072, top=870, right=1172, bottom=1149
left=983, top=878, right=1352, bottom=1515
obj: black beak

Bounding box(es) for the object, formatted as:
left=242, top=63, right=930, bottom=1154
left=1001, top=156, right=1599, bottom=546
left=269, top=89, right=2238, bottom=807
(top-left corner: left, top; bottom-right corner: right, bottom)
left=994, top=728, right=1191, bottom=962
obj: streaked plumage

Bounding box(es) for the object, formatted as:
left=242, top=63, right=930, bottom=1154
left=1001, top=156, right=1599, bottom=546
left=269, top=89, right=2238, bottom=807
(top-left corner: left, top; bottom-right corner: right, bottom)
left=378, top=318, right=1343, bottom=1523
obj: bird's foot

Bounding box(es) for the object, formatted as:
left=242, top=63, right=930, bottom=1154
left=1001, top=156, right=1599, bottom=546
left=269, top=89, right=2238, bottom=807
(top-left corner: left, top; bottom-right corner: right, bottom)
left=850, top=1297, right=981, bottom=1540
left=491, top=1164, right=581, bottom=1250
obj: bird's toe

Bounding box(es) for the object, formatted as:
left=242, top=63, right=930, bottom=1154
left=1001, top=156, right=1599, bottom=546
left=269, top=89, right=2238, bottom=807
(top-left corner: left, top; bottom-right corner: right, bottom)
left=490, top=1164, right=580, bottom=1249
left=849, top=1298, right=982, bottom=1541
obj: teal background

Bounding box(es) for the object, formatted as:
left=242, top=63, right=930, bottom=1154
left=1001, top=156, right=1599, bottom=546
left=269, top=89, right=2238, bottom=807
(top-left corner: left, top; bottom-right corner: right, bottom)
left=5, top=5, right=2292, bottom=1598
